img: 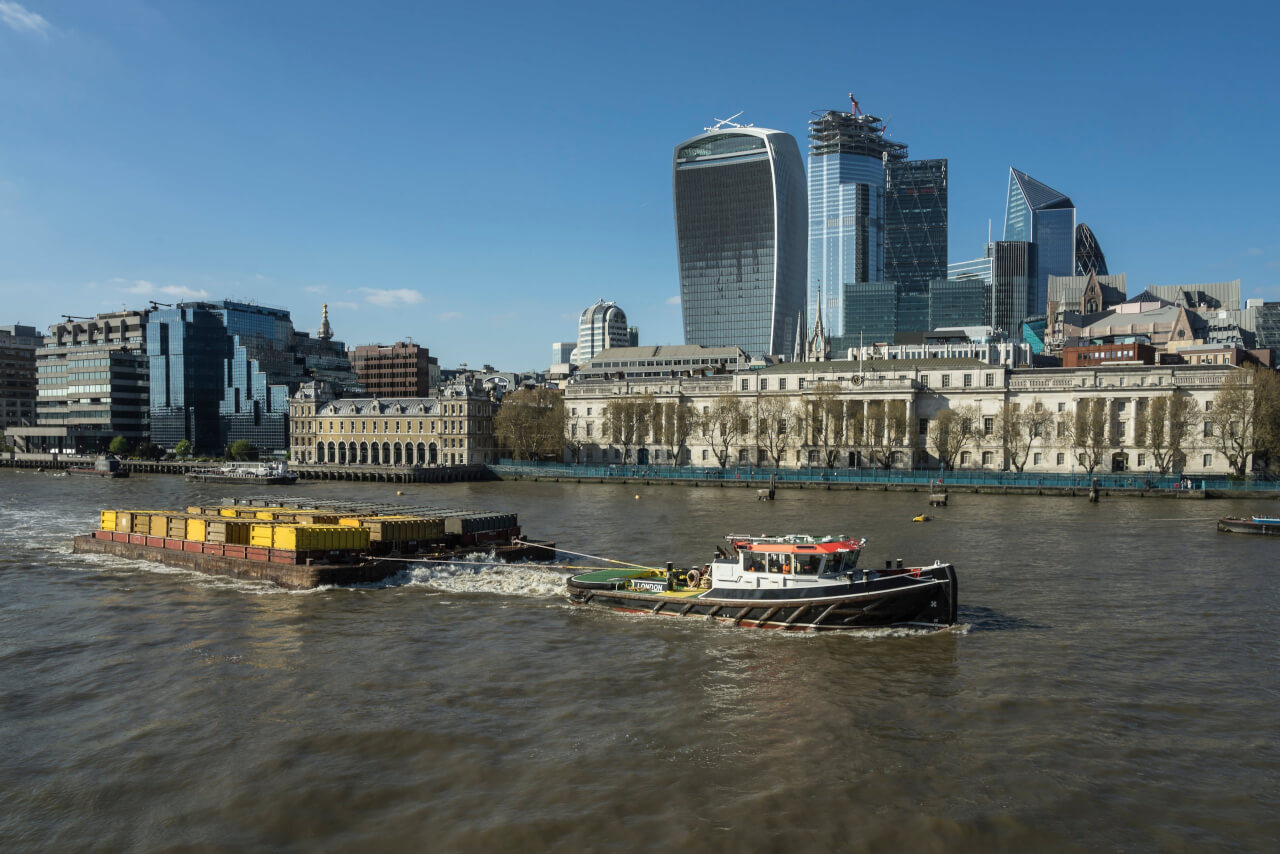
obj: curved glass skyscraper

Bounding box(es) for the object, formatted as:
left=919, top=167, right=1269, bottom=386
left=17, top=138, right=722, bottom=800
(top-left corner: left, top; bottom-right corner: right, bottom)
left=673, top=127, right=806, bottom=358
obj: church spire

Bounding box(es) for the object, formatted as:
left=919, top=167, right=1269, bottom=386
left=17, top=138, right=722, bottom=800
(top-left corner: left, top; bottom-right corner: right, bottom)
left=793, top=310, right=805, bottom=363
left=318, top=303, right=333, bottom=341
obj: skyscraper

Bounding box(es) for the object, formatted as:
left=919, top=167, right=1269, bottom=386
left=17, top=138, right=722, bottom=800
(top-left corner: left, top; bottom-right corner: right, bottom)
left=673, top=125, right=806, bottom=358
left=574, top=299, right=633, bottom=365
left=885, top=158, right=948, bottom=292
left=1004, top=168, right=1075, bottom=315
left=1074, top=223, right=1109, bottom=276
left=807, top=105, right=906, bottom=345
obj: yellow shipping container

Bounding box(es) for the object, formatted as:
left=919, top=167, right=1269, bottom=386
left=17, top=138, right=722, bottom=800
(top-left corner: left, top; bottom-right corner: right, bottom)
left=219, top=508, right=238, bottom=517
left=249, top=523, right=276, bottom=548
left=186, top=518, right=207, bottom=542
left=255, top=510, right=278, bottom=521
left=100, top=510, right=117, bottom=531
left=149, top=515, right=170, bottom=537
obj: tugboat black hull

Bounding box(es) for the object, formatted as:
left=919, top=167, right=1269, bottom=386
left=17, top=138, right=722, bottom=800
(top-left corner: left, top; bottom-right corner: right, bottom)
left=1218, top=517, right=1280, bottom=536
left=568, top=565, right=958, bottom=631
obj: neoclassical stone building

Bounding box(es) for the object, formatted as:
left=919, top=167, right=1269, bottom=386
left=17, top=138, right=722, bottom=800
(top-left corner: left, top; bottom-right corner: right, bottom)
left=290, top=380, right=497, bottom=466
left=563, top=358, right=1239, bottom=475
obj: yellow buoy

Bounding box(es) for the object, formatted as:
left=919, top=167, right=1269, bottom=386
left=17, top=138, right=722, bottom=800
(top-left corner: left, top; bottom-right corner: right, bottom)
left=634, top=494, right=640, bottom=500
left=913, top=514, right=930, bottom=522
left=396, top=490, right=404, bottom=496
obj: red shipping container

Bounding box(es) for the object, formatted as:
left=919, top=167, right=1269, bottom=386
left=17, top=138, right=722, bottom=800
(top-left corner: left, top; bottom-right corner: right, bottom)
left=224, top=546, right=246, bottom=559
left=130, top=534, right=146, bottom=545
left=202, top=543, right=224, bottom=556
left=113, top=532, right=129, bottom=543
left=164, top=538, right=183, bottom=550
left=246, top=548, right=269, bottom=562
left=183, top=541, right=202, bottom=553
left=147, top=536, right=164, bottom=548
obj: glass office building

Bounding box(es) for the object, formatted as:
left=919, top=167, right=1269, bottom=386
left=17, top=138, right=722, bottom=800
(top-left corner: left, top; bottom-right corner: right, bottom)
left=807, top=110, right=906, bottom=341
left=839, top=281, right=898, bottom=345
left=1004, top=168, right=1075, bottom=316
left=1074, top=223, right=1109, bottom=276
left=929, top=279, right=990, bottom=330
left=673, top=127, right=806, bottom=358
left=885, top=158, right=948, bottom=291
left=990, top=241, right=1038, bottom=335
left=148, top=301, right=357, bottom=454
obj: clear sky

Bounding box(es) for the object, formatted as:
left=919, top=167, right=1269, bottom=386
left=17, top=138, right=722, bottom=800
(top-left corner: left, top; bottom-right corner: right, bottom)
left=2, top=0, right=1278, bottom=370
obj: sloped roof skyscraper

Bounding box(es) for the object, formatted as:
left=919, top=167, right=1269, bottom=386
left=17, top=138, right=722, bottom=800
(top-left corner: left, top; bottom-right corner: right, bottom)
left=1004, top=168, right=1076, bottom=316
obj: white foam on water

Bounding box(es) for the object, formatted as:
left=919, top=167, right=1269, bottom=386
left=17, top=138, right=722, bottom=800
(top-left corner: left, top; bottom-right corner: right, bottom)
left=62, top=549, right=283, bottom=595
left=381, top=551, right=571, bottom=598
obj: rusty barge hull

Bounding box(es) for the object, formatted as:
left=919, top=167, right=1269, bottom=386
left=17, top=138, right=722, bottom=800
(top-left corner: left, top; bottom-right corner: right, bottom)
left=72, top=533, right=555, bottom=590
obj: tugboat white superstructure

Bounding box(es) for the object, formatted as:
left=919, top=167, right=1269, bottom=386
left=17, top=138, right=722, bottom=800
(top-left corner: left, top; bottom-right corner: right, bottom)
left=566, top=535, right=958, bottom=631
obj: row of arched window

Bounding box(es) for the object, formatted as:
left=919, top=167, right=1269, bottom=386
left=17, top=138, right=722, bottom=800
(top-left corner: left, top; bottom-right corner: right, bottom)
left=314, top=440, right=439, bottom=466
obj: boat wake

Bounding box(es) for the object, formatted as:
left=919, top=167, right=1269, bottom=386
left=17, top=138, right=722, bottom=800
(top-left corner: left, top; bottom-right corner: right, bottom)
left=346, top=551, right=571, bottom=599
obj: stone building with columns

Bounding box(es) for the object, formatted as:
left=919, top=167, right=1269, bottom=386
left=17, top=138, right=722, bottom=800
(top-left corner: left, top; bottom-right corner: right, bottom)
left=563, top=358, right=1240, bottom=476
left=289, top=378, right=497, bottom=467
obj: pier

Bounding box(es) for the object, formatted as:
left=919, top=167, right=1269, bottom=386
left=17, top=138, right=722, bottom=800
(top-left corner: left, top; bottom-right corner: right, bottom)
left=0, top=454, right=493, bottom=483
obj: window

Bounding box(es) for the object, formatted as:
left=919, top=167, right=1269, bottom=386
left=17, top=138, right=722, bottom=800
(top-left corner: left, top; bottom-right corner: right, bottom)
left=919, top=418, right=928, bottom=436
left=1205, top=400, right=1213, bottom=411
left=963, top=374, right=973, bottom=387
left=778, top=378, right=787, bottom=391
left=1203, top=453, right=1212, bottom=467
left=1057, top=402, right=1066, bottom=412
left=983, top=417, right=994, bottom=436
left=960, top=451, right=971, bottom=465
left=1137, top=453, right=1146, bottom=466
left=797, top=378, right=805, bottom=390
left=585, top=423, right=592, bottom=437
left=919, top=375, right=928, bottom=387
left=570, top=408, right=577, bottom=416
left=701, top=449, right=709, bottom=461
left=741, top=379, right=749, bottom=391
left=1033, top=452, right=1043, bottom=465
left=738, top=449, right=749, bottom=464
left=1118, top=420, right=1127, bottom=439
left=1204, top=421, right=1213, bottom=437
left=1057, top=453, right=1065, bottom=465
left=759, top=379, right=768, bottom=391
left=984, top=373, right=994, bottom=387
left=941, top=375, right=951, bottom=388
left=982, top=451, right=994, bottom=465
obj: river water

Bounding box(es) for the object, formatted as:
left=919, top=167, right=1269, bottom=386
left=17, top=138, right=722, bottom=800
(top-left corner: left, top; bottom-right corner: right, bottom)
left=1, top=470, right=1277, bottom=852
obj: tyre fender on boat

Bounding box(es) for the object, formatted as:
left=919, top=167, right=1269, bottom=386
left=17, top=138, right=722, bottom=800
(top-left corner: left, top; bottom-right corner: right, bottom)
left=685, top=568, right=701, bottom=589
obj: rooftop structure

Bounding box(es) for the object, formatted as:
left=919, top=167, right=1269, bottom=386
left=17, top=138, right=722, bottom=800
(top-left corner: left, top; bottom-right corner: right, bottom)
left=573, top=344, right=750, bottom=381
left=1074, top=223, right=1109, bottom=276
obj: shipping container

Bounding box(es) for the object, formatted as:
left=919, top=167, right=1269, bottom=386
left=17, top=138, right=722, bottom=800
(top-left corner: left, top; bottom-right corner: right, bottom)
left=99, top=510, right=117, bottom=531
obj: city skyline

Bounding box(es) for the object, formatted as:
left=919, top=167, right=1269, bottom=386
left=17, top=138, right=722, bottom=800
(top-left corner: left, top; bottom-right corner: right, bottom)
left=2, top=1, right=1278, bottom=370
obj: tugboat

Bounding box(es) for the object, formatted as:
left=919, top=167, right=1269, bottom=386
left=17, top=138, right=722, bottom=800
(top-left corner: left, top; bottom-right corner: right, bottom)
left=67, top=455, right=129, bottom=478
left=1217, top=514, right=1280, bottom=536
left=185, top=461, right=298, bottom=485
left=566, top=534, right=958, bottom=631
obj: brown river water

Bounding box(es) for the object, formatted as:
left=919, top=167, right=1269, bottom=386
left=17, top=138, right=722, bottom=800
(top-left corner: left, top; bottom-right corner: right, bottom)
left=1, top=470, right=1277, bottom=852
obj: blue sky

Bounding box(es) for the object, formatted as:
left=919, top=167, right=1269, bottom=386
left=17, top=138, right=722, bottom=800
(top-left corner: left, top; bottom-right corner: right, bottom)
left=2, top=0, right=1278, bottom=370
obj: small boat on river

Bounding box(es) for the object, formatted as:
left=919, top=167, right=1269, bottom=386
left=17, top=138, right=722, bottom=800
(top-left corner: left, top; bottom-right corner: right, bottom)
left=1217, top=515, right=1280, bottom=536
left=68, top=456, right=129, bottom=478
left=566, top=534, right=958, bottom=631
left=186, top=461, right=298, bottom=485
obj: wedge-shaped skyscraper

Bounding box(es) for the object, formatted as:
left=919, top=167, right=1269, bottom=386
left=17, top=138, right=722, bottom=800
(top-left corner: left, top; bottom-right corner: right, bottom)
left=673, top=127, right=806, bottom=357
left=1004, top=168, right=1075, bottom=316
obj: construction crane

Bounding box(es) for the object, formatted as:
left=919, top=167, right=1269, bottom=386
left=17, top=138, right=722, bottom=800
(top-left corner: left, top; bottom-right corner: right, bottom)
left=148, top=301, right=173, bottom=309
left=848, top=93, right=861, bottom=116
left=61, top=315, right=92, bottom=322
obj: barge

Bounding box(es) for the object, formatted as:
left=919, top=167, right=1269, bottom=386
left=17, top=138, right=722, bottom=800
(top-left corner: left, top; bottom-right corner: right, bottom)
left=73, top=498, right=554, bottom=589
left=1217, top=515, right=1280, bottom=536
left=567, top=534, right=958, bottom=632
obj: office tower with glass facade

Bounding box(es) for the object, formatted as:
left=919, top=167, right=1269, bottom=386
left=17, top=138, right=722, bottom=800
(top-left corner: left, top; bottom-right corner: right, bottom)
left=1004, top=168, right=1075, bottom=316
left=574, top=299, right=633, bottom=365
left=673, top=127, right=806, bottom=358
left=0, top=324, right=43, bottom=431
left=928, top=279, right=990, bottom=330
left=838, top=281, right=899, bottom=345
left=147, top=301, right=358, bottom=454
left=1074, top=223, right=1108, bottom=276
left=807, top=109, right=906, bottom=346
left=990, top=241, right=1038, bottom=335
left=885, top=158, right=948, bottom=291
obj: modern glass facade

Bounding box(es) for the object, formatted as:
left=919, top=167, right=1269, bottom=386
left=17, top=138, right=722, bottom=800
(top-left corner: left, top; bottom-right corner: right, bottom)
left=1004, top=169, right=1075, bottom=317
left=673, top=128, right=806, bottom=358
left=807, top=110, right=906, bottom=339
left=147, top=301, right=357, bottom=454
left=991, top=242, right=1038, bottom=335
left=575, top=299, right=631, bottom=365
left=1075, top=223, right=1109, bottom=276
left=839, top=281, right=898, bottom=345
left=928, top=279, right=990, bottom=330
left=885, top=159, right=948, bottom=291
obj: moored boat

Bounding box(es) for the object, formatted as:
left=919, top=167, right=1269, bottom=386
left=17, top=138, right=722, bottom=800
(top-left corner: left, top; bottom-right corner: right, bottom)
left=566, top=534, right=958, bottom=631
left=1217, top=515, right=1280, bottom=536
left=67, top=456, right=129, bottom=478
left=186, top=461, right=298, bottom=485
